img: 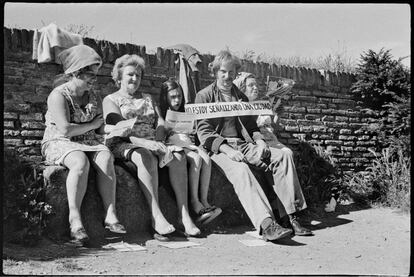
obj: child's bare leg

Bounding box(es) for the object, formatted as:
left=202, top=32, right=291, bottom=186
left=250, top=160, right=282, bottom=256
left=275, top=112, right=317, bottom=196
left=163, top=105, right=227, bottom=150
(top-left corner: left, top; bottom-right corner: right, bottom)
left=198, top=149, right=213, bottom=208
left=185, top=149, right=205, bottom=213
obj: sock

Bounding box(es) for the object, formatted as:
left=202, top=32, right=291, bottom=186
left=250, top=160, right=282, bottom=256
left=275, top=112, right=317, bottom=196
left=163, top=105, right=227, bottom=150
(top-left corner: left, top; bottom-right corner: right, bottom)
left=288, top=213, right=296, bottom=222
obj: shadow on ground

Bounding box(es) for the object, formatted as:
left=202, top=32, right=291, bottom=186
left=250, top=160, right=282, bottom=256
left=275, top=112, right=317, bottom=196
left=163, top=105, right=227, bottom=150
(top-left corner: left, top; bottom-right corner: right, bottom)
left=2, top=202, right=372, bottom=262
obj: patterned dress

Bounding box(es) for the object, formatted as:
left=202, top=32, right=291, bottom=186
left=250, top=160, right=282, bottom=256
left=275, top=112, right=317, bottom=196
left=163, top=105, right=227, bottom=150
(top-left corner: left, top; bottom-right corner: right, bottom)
left=41, top=84, right=109, bottom=165
left=105, top=93, right=157, bottom=160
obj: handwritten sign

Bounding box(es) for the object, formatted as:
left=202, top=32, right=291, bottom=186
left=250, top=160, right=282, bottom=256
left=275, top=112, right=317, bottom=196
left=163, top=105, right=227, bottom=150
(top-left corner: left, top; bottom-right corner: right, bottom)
left=184, top=101, right=273, bottom=119
left=165, top=101, right=274, bottom=132
left=165, top=110, right=195, bottom=133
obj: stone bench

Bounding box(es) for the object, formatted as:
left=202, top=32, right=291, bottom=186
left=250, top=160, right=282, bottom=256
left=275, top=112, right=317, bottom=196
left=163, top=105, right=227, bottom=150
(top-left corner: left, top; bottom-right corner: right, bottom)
left=43, top=160, right=255, bottom=241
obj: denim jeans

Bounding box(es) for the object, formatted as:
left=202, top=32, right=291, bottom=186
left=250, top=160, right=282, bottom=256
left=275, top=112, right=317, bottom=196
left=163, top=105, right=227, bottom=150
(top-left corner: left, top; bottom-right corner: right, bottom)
left=211, top=152, right=274, bottom=231
left=215, top=140, right=307, bottom=223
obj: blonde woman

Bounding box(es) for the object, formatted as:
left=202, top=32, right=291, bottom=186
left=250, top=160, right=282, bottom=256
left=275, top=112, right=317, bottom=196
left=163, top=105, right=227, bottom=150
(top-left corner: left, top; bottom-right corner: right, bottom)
left=102, top=54, right=201, bottom=240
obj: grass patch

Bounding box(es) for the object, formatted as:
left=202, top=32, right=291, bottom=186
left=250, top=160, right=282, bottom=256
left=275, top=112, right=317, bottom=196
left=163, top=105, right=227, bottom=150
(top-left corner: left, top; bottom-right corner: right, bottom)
left=341, top=145, right=410, bottom=213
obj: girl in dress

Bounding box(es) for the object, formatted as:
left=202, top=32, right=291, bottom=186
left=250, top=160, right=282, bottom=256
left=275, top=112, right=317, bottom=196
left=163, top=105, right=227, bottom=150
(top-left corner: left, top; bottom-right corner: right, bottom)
left=158, top=79, right=222, bottom=224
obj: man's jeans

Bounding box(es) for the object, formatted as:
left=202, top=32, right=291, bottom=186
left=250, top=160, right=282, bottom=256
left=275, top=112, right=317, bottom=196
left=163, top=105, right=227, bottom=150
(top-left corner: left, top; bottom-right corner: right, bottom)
left=213, top=139, right=307, bottom=228
left=211, top=152, right=274, bottom=231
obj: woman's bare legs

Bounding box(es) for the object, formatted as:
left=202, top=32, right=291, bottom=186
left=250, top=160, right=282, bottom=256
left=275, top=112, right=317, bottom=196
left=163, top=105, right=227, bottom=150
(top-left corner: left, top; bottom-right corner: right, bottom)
left=87, top=150, right=121, bottom=225
left=167, top=151, right=200, bottom=236
left=185, top=149, right=204, bottom=214
left=198, top=149, right=213, bottom=209
left=130, top=148, right=174, bottom=235
left=62, top=150, right=90, bottom=232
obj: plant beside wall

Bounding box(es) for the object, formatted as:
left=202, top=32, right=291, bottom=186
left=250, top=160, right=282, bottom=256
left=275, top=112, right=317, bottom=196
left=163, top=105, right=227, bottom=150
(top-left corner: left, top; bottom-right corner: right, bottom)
left=3, top=148, right=52, bottom=246
left=293, top=140, right=344, bottom=206
left=348, top=48, right=411, bottom=211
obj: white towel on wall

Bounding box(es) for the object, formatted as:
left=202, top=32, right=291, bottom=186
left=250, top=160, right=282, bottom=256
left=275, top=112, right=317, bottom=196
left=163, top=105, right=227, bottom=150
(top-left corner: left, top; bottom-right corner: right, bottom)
left=32, top=23, right=83, bottom=63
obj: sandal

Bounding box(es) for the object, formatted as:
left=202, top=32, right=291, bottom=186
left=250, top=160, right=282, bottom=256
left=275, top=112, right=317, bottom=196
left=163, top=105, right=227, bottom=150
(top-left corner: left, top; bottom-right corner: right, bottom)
left=202, top=207, right=222, bottom=225
left=152, top=224, right=175, bottom=242
left=182, top=227, right=202, bottom=238
left=104, top=222, right=127, bottom=234
left=70, top=227, right=89, bottom=244
left=153, top=232, right=172, bottom=242
left=195, top=208, right=215, bottom=223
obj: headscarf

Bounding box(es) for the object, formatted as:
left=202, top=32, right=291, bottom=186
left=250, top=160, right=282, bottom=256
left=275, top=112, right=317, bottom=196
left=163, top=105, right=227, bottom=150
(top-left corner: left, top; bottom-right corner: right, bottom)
left=233, top=72, right=255, bottom=93
left=56, top=45, right=102, bottom=74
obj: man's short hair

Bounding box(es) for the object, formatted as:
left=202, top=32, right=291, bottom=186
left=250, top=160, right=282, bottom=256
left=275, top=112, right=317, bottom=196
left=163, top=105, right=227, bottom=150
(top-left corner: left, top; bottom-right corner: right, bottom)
left=208, top=49, right=242, bottom=75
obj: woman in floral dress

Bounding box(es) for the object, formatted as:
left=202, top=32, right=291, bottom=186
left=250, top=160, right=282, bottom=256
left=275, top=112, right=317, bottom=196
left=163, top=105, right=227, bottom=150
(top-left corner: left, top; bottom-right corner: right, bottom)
left=102, top=54, right=201, bottom=240
left=41, top=45, right=126, bottom=245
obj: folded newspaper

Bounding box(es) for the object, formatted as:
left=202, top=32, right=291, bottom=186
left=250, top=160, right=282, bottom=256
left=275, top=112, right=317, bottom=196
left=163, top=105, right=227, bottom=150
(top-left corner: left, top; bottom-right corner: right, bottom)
left=264, top=77, right=295, bottom=113
left=106, top=117, right=138, bottom=140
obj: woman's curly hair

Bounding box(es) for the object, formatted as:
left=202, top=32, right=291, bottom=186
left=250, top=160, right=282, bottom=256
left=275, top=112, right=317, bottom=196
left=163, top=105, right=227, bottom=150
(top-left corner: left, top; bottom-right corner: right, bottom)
left=111, top=54, right=145, bottom=87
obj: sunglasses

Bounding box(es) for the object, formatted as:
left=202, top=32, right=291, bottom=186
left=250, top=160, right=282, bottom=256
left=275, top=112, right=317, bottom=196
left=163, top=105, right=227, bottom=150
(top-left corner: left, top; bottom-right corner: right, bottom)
left=79, top=70, right=97, bottom=81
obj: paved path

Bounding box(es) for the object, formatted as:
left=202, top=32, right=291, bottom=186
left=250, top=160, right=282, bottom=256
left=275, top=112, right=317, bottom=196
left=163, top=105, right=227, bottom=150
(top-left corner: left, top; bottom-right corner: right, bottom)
left=3, top=205, right=411, bottom=275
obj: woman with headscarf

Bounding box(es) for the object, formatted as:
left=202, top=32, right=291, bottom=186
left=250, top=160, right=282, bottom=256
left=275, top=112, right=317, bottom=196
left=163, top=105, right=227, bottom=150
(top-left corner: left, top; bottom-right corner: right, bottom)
left=233, top=72, right=287, bottom=149
left=233, top=72, right=312, bottom=236
left=41, top=45, right=126, bottom=245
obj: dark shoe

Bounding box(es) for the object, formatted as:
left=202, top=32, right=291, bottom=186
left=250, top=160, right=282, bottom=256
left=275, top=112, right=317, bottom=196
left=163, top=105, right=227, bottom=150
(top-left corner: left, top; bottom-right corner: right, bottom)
left=195, top=207, right=216, bottom=223
left=70, top=227, right=89, bottom=244
left=261, top=219, right=292, bottom=241
left=201, top=207, right=222, bottom=225
left=290, top=217, right=313, bottom=236
left=104, top=222, right=127, bottom=234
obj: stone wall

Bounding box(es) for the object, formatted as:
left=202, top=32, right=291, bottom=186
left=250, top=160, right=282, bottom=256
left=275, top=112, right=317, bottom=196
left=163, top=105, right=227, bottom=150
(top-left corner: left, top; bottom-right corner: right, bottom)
left=3, top=27, right=378, bottom=172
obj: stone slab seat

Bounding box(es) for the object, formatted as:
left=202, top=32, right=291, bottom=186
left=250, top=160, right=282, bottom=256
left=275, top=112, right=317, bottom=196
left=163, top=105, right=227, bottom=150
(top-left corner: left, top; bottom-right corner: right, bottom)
left=42, top=159, right=251, bottom=241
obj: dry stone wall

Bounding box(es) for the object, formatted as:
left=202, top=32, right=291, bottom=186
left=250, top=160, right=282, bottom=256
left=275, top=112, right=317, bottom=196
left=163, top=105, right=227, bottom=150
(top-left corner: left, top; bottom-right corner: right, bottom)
left=3, top=27, right=378, bottom=172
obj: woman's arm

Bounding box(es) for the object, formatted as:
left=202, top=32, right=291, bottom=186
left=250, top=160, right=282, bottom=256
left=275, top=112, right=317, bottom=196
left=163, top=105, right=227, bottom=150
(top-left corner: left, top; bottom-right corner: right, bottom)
left=102, top=94, right=125, bottom=125
left=102, top=94, right=134, bottom=137
left=94, top=92, right=108, bottom=135
left=48, top=91, right=101, bottom=137
left=152, top=100, right=169, bottom=142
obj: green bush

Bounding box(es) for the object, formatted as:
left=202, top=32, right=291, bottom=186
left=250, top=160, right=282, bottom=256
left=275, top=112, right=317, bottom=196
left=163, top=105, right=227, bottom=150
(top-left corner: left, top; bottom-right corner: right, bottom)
left=351, top=48, right=410, bottom=111
left=3, top=148, right=52, bottom=246
left=344, top=48, right=411, bottom=212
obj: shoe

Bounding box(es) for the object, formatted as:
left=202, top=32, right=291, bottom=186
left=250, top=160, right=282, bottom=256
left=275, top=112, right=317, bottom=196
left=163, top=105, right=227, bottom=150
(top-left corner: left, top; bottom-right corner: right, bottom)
left=153, top=232, right=172, bottom=242
left=195, top=207, right=216, bottom=223
left=201, top=207, right=222, bottom=225
left=290, top=217, right=313, bottom=236
left=261, top=219, right=292, bottom=241
left=104, top=222, right=127, bottom=234
left=178, top=224, right=202, bottom=238
left=70, top=227, right=89, bottom=244
left=183, top=230, right=202, bottom=238
left=152, top=224, right=175, bottom=242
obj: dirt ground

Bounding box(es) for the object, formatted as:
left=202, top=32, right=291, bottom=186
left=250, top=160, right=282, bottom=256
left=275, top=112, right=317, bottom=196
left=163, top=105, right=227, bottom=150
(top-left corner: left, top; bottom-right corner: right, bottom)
left=2, top=203, right=411, bottom=276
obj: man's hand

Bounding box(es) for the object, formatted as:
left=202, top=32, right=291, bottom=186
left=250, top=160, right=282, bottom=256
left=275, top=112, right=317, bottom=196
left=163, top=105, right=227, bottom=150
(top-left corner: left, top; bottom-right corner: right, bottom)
left=256, top=139, right=270, bottom=160
left=226, top=148, right=245, bottom=162
left=219, top=143, right=245, bottom=162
